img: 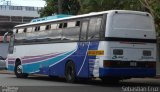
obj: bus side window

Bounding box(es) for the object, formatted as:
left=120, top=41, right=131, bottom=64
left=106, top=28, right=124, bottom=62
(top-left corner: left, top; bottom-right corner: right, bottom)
left=51, top=24, right=58, bottom=30
left=35, top=26, right=40, bottom=31
left=12, top=29, right=17, bottom=34
left=80, top=21, right=88, bottom=41
left=16, top=29, right=18, bottom=33
left=59, top=23, right=63, bottom=28
left=23, top=28, right=27, bottom=33
left=63, top=23, right=67, bottom=28
left=27, top=27, right=33, bottom=33
left=76, top=21, right=80, bottom=26
left=62, top=20, right=80, bottom=41
left=40, top=25, right=46, bottom=31
left=88, top=17, right=102, bottom=40
left=45, top=25, right=51, bottom=30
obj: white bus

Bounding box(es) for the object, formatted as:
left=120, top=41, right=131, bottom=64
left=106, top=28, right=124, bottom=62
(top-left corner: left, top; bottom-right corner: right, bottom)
left=4, top=10, right=157, bottom=83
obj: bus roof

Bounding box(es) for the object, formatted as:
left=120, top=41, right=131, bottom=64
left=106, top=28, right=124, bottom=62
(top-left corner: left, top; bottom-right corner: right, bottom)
left=31, top=14, right=72, bottom=23
left=15, top=10, right=150, bottom=28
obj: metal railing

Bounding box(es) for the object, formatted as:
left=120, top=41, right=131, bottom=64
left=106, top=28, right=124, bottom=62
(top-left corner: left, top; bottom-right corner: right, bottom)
left=0, top=5, right=42, bottom=11
left=0, top=15, right=36, bottom=23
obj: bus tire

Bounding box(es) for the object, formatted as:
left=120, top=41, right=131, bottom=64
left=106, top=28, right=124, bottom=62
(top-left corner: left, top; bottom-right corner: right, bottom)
left=14, top=61, right=28, bottom=78
left=65, top=61, right=76, bottom=83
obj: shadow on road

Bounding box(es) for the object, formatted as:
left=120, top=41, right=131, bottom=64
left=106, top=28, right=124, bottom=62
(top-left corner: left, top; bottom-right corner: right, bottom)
left=20, top=75, right=160, bottom=87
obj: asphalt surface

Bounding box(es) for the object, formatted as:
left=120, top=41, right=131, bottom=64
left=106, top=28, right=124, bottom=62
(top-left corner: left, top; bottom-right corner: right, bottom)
left=0, top=73, right=160, bottom=92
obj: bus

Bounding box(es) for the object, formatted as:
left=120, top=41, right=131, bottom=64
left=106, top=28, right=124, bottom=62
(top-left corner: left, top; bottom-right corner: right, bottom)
left=4, top=10, right=157, bottom=83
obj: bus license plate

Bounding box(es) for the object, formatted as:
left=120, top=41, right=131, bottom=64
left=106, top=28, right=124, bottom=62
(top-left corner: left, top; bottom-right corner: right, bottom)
left=130, top=62, right=137, bottom=67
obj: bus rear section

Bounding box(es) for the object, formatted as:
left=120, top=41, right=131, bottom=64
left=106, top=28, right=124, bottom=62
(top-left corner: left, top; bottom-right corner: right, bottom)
left=99, top=11, right=156, bottom=80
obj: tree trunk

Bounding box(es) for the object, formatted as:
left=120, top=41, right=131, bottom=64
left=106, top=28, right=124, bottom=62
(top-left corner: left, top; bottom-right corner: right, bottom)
left=58, top=0, right=62, bottom=14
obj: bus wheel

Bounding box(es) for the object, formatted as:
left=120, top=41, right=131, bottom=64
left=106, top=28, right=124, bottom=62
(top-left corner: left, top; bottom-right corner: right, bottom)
left=14, top=62, right=28, bottom=78
left=65, top=61, right=76, bottom=83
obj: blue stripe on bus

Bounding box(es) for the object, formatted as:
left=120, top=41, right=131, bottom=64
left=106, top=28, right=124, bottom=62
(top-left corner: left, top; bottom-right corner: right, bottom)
left=8, top=65, right=15, bottom=71
left=22, top=50, right=76, bottom=73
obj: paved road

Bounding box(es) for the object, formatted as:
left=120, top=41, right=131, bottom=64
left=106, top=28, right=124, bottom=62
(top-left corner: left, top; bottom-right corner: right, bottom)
left=0, top=74, right=160, bottom=92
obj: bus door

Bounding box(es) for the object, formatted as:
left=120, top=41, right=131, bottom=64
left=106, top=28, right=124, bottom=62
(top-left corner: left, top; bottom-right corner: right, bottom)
left=78, top=20, right=90, bottom=77
left=87, top=16, right=103, bottom=77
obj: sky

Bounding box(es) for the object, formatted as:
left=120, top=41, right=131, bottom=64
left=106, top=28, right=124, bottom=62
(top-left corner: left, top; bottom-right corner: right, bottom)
left=0, top=0, right=46, bottom=7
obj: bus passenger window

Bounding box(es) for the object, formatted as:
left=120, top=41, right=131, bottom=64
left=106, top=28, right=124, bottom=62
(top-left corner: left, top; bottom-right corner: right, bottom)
left=88, top=17, right=102, bottom=40
left=80, top=21, right=88, bottom=41
left=40, top=25, right=46, bottom=31
left=68, top=21, right=76, bottom=28
left=34, top=27, right=37, bottom=31
left=37, top=26, right=40, bottom=31
left=45, top=25, right=51, bottom=30
left=51, top=24, right=58, bottom=29
left=62, top=27, right=80, bottom=41
left=16, top=29, right=18, bottom=33
left=76, top=21, right=80, bottom=26
left=35, top=26, right=40, bottom=31
left=18, top=29, right=24, bottom=33
left=23, top=28, right=27, bottom=33
left=13, top=29, right=17, bottom=34
left=63, top=23, right=67, bottom=28
left=59, top=23, right=63, bottom=28
left=27, top=27, right=33, bottom=32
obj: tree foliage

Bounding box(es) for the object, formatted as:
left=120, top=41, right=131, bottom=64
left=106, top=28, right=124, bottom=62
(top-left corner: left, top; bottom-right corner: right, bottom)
left=39, top=0, right=57, bottom=17
left=39, top=0, right=160, bottom=33
left=62, top=0, right=80, bottom=15
left=138, top=0, right=160, bottom=33
left=39, top=0, right=80, bottom=16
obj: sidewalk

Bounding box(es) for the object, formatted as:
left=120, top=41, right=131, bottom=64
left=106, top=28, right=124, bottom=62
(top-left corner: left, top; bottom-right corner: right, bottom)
left=0, top=70, right=13, bottom=74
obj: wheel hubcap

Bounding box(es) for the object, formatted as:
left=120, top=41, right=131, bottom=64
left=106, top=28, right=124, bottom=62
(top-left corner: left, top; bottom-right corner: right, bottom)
left=68, top=67, right=73, bottom=80
left=17, top=65, right=22, bottom=74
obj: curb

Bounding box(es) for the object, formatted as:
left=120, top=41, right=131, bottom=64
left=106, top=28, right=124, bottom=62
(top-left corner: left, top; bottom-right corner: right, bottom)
left=0, top=70, right=13, bottom=74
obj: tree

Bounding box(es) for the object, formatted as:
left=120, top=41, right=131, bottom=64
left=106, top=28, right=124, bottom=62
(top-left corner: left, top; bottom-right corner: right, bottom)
left=78, top=0, right=142, bottom=14
left=39, top=0, right=160, bottom=33
left=39, top=0, right=80, bottom=16
left=62, top=0, right=80, bottom=15
left=78, top=0, right=160, bottom=33
left=58, top=0, right=62, bottom=14
left=39, top=0, right=58, bottom=17
left=139, top=0, right=160, bottom=33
